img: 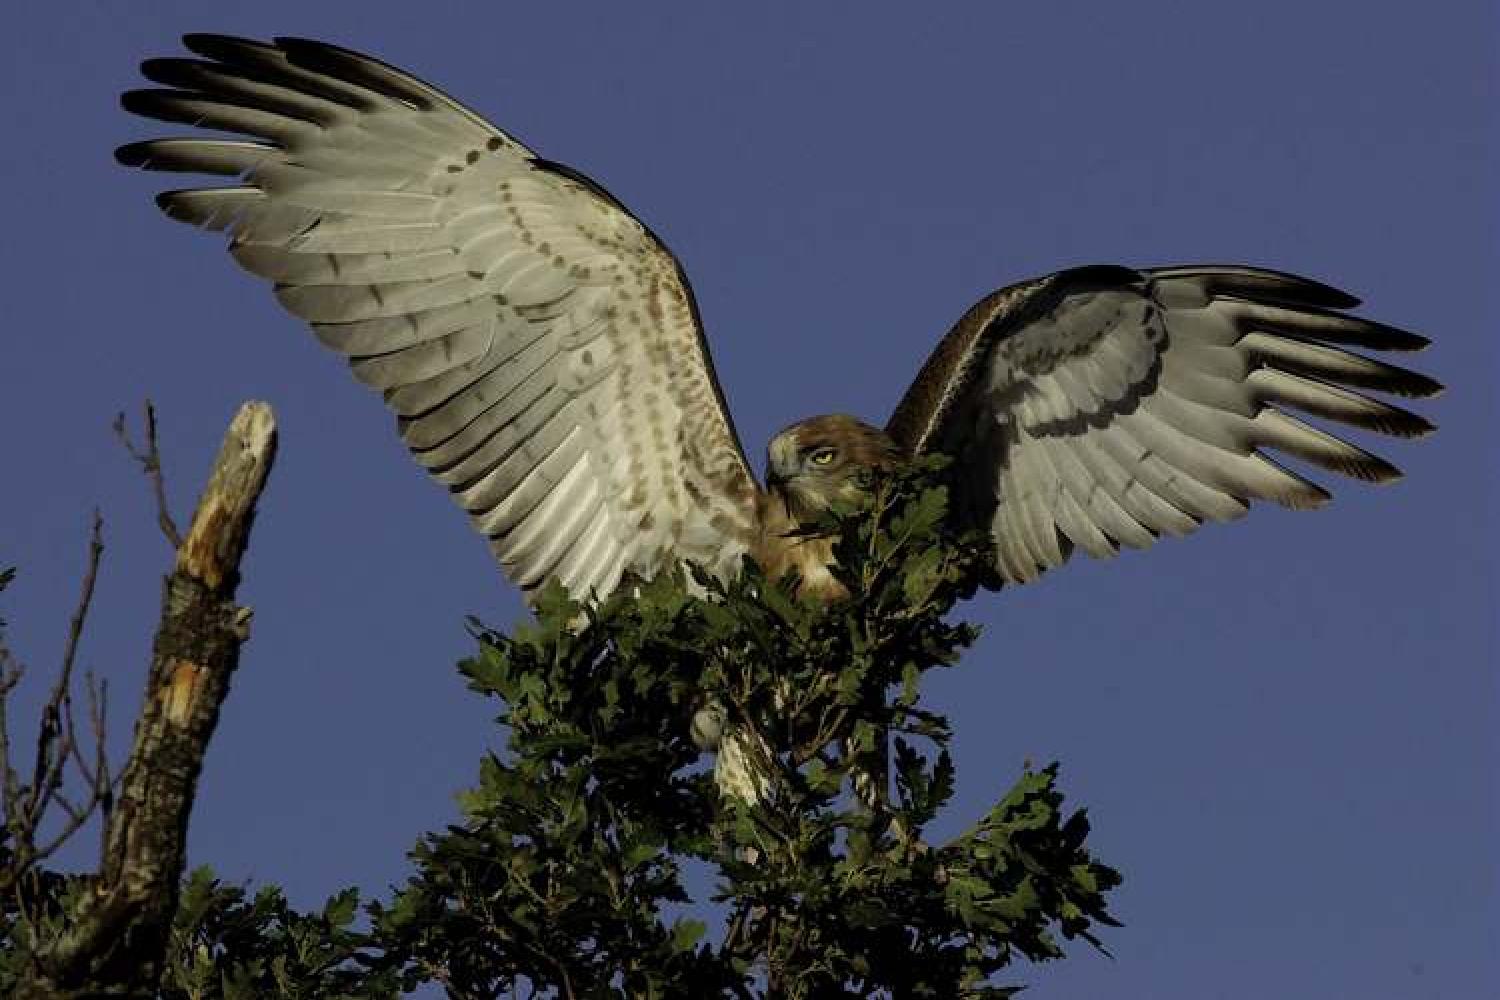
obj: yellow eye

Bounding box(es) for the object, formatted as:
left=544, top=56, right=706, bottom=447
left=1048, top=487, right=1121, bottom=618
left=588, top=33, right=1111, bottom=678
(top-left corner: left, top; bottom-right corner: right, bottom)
left=809, top=448, right=836, bottom=466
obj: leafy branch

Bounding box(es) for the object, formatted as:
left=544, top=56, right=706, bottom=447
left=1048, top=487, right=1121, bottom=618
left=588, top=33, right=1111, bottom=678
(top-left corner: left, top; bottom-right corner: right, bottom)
left=2, top=452, right=1118, bottom=998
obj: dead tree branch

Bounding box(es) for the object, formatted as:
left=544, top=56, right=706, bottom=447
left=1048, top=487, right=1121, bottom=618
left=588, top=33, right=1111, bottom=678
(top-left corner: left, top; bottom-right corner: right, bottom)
left=0, top=513, right=110, bottom=907
left=16, top=401, right=277, bottom=999
left=113, top=401, right=182, bottom=549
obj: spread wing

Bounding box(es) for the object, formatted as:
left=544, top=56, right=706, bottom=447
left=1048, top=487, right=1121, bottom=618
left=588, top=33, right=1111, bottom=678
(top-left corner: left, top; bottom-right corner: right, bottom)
left=118, top=35, right=759, bottom=600
left=886, top=264, right=1440, bottom=585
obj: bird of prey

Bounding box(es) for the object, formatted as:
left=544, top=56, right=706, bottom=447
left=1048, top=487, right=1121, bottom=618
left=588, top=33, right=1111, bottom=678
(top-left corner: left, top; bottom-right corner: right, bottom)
left=117, top=36, right=1439, bottom=799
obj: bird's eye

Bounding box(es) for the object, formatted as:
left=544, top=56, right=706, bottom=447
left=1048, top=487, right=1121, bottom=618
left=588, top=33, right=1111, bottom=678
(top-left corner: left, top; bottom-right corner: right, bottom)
left=809, top=447, right=837, bottom=466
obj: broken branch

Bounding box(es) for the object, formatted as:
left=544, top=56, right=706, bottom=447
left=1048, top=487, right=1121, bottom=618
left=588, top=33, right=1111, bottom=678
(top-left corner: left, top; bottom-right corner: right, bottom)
left=16, top=401, right=277, bottom=998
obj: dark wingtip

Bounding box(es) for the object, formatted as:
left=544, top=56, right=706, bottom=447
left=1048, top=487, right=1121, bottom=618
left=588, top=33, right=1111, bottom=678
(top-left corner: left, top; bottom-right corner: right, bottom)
left=1346, top=454, right=1404, bottom=485
left=1383, top=327, right=1431, bottom=352
left=1274, top=273, right=1361, bottom=310
left=272, top=36, right=439, bottom=109
left=137, top=57, right=207, bottom=92
left=115, top=141, right=152, bottom=167
left=270, top=35, right=318, bottom=51
left=120, top=88, right=167, bottom=116
left=182, top=32, right=265, bottom=54
left=1402, top=371, right=1445, bottom=399
left=272, top=36, right=365, bottom=65
left=1240, top=267, right=1363, bottom=310
left=1153, top=265, right=1363, bottom=310
left=1369, top=406, right=1439, bottom=439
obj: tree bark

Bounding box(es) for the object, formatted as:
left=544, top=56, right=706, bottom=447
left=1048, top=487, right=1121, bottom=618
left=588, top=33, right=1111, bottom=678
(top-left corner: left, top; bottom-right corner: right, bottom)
left=17, top=401, right=277, bottom=999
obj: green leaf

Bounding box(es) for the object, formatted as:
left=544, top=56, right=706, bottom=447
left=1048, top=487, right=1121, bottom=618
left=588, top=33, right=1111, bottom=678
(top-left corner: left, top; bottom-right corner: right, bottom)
left=321, top=887, right=359, bottom=928
left=623, top=840, right=660, bottom=871
left=901, top=546, right=945, bottom=607
left=671, top=918, right=707, bottom=952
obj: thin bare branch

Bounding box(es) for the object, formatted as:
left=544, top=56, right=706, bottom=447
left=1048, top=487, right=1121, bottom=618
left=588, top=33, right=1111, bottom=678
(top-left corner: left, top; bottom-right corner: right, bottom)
left=85, top=673, right=115, bottom=828
left=34, top=796, right=96, bottom=861
left=52, top=791, right=87, bottom=825
left=113, top=400, right=182, bottom=549
left=0, top=515, right=120, bottom=921
left=14, top=514, right=103, bottom=847
left=56, top=516, right=105, bottom=806
left=59, top=512, right=104, bottom=699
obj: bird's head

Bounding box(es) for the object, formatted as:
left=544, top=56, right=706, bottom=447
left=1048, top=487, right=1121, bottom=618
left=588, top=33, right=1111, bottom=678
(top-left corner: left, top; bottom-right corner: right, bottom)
left=764, top=414, right=903, bottom=516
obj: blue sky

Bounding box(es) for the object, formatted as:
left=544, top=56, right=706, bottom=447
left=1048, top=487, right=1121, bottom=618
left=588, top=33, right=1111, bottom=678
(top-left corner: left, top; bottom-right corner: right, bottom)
left=1, top=3, right=1493, bottom=997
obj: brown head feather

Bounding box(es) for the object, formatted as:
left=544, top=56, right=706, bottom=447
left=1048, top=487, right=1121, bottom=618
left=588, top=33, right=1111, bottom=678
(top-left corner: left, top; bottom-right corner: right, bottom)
left=753, top=414, right=903, bottom=599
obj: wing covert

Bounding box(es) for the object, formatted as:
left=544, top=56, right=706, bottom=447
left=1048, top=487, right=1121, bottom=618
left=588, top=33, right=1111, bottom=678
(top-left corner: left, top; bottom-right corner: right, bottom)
left=887, top=265, right=1439, bottom=585
left=118, top=35, right=759, bottom=600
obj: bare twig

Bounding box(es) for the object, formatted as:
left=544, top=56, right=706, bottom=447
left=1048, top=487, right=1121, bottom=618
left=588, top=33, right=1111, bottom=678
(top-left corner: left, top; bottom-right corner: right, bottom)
left=84, top=673, right=114, bottom=834
left=58, top=513, right=104, bottom=700
left=59, top=671, right=110, bottom=807
left=113, top=400, right=182, bottom=549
